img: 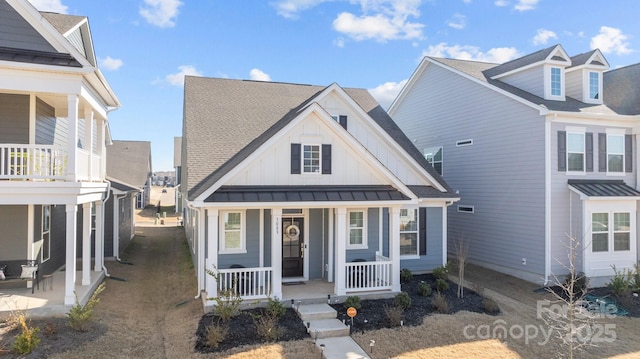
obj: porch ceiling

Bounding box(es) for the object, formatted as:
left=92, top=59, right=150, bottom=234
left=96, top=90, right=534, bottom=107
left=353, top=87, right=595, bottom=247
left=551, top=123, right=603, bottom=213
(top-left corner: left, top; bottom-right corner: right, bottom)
left=205, top=185, right=410, bottom=203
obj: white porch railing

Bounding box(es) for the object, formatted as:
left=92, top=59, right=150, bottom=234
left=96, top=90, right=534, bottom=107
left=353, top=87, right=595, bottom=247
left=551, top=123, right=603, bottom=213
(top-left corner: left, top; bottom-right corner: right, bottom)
left=216, top=267, right=273, bottom=300
left=345, top=255, right=392, bottom=292
left=0, top=144, right=67, bottom=180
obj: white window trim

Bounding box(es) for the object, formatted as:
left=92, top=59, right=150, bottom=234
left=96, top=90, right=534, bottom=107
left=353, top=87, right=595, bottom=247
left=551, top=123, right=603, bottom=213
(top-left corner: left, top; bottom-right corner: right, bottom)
left=547, top=66, right=565, bottom=99
left=424, top=146, right=443, bottom=175
left=41, top=205, right=51, bottom=263
left=566, top=131, right=586, bottom=174
left=347, top=209, right=368, bottom=249
left=219, top=210, right=247, bottom=254
left=606, top=129, right=626, bottom=175
left=591, top=211, right=631, bottom=253
left=302, top=143, right=322, bottom=175
left=613, top=212, right=631, bottom=252
left=585, top=71, right=602, bottom=104
left=399, top=207, right=419, bottom=259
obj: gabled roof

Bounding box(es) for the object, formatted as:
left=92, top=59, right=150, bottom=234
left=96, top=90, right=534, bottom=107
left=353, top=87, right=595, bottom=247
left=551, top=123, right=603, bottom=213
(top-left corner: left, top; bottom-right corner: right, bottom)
left=183, top=77, right=454, bottom=201
left=106, top=140, right=152, bottom=189
left=40, top=12, right=85, bottom=35
left=483, top=44, right=570, bottom=79
left=603, top=63, right=640, bottom=116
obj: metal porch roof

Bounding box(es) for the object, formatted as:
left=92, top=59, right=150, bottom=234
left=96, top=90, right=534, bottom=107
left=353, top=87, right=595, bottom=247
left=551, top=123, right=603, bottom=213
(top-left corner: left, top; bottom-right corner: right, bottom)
left=568, top=180, right=640, bottom=198
left=205, top=185, right=410, bottom=203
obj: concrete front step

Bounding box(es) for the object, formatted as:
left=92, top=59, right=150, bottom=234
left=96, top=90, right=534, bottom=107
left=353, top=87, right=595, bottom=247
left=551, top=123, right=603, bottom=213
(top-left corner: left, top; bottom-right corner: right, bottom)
left=297, top=303, right=337, bottom=321
left=307, top=319, right=350, bottom=339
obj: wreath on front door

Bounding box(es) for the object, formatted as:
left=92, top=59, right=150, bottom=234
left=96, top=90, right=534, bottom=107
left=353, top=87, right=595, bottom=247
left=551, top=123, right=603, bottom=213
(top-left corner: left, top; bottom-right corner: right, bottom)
left=285, top=224, right=300, bottom=239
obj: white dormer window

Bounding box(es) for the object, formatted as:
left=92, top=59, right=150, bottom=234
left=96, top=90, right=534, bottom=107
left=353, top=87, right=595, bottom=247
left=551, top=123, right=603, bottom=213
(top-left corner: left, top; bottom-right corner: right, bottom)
left=551, top=67, right=562, bottom=96
left=588, top=71, right=599, bottom=100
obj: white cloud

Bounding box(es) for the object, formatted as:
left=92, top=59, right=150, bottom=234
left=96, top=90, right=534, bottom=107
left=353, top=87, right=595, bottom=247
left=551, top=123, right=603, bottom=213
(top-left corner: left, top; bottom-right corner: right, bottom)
left=368, top=79, right=408, bottom=110
left=422, top=42, right=521, bottom=63
left=590, top=26, right=633, bottom=55
left=271, top=0, right=328, bottom=19
left=163, top=65, right=202, bottom=86
left=99, top=56, right=123, bottom=71
left=332, top=0, right=425, bottom=42
left=514, top=0, right=539, bottom=11
left=249, top=68, right=271, bottom=81
left=447, top=13, right=466, bottom=30
left=533, top=29, right=557, bottom=46
left=139, top=0, right=183, bottom=28
left=494, top=0, right=509, bottom=7
left=28, top=0, right=68, bottom=13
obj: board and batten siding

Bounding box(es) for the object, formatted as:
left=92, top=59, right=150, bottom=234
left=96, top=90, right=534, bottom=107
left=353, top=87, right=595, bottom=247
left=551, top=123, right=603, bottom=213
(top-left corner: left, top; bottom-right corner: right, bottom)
left=549, top=122, right=636, bottom=276
left=391, top=62, right=547, bottom=281
left=0, top=93, right=29, bottom=144
left=0, top=1, right=57, bottom=53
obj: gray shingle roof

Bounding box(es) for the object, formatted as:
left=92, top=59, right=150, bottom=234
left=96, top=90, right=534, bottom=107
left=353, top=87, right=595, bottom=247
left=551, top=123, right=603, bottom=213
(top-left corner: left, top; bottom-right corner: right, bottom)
left=604, top=63, right=640, bottom=115
left=569, top=50, right=598, bottom=68
left=183, top=77, right=454, bottom=201
left=40, top=12, right=85, bottom=35
left=106, top=140, right=152, bottom=188
left=568, top=180, right=640, bottom=197
left=483, top=44, right=560, bottom=78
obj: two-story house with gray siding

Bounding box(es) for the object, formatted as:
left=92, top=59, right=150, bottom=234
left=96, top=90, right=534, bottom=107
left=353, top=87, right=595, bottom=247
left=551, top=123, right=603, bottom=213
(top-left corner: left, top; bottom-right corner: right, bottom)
left=0, top=0, right=119, bottom=307
left=180, top=77, right=458, bottom=308
left=389, top=44, right=640, bottom=287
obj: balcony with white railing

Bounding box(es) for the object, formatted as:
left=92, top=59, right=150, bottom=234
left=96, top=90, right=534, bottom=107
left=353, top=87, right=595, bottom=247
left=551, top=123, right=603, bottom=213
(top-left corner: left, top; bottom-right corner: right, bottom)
left=0, top=144, right=67, bottom=180
left=345, top=255, right=392, bottom=292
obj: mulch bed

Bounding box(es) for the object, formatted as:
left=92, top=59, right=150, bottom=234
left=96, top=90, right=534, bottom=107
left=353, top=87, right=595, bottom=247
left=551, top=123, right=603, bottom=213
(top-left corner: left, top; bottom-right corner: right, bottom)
left=546, top=285, right=640, bottom=318
left=195, top=273, right=498, bottom=353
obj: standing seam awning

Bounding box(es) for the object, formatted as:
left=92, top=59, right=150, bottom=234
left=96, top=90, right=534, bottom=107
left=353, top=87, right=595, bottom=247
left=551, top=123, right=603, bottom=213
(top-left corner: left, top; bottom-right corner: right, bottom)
left=568, top=180, right=640, bottom=198
left=205, top=185, right=411, bottom=202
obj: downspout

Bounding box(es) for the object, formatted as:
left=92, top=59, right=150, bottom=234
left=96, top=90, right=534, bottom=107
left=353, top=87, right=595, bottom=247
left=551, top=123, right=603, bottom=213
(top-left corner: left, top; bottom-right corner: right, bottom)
left=101, top=179, right=113, bottom=277
left=185, top=200, right=203, bottom=299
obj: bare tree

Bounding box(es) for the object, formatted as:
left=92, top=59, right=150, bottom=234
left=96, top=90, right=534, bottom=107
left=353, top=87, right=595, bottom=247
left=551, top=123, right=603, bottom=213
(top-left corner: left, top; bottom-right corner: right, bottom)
left=454, top=236, right=469, bottom=299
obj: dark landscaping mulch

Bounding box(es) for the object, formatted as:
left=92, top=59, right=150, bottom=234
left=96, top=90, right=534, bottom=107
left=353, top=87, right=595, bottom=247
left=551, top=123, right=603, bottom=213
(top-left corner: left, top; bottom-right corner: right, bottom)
left=194, top=274, right=498, bottom=353
left=195, top=307, right=309, bottom=353
left=331, top=274, right=495, bottom=333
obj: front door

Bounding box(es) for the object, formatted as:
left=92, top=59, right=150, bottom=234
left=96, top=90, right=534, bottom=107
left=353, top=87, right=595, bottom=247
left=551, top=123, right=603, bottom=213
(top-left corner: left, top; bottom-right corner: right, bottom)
left=282, top=217, right=304, bottom=278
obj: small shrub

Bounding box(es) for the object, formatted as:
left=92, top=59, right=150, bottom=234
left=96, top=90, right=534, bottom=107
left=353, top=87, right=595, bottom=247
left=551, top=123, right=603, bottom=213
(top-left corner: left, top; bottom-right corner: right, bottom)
left=563, top=272, right=589, bottom=297
left=394, top=291, right=411, bottom=310
left=631, top=264, right=640, bottom=291
left=435, top=278, right=449, bottom=293
left=384, top=305, right=404, bottom=327
left=432, top=264, right=449, bottom=281
left=68, top=282, right=105, bottom=332
left=418, top=281, right=432, bottom=297
left=343, top=296, right=362, bottom=311
left=400, top=268, right=413, bottom=283
left=431, top=292, right=449, bottom=313
left=254, top=315, right=283, bottom=341
left=608, top=265, right=631, bottom=297
left=204, top=322, right=228, bottom=349
left=266, top=297, right=286, bottom=319
left=12, top=315, right=40, bottom=355
left=483, top=298, right=500, bottom=315
left=207, top=267, right=244, bottom=321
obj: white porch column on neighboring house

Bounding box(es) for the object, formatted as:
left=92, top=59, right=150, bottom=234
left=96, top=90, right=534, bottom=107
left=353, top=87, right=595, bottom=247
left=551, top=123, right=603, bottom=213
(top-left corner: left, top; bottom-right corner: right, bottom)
left=271, top=208, right=283, bottom=300
left=94, top=201, right=104, bottom=272
left=65, top=205, right=78, bottom=305
left=84, top=108, right=94, bottom=180
left=113, top=196, right=120, bottom=258
left=206, top=208, right=219, bottom=299
left=82, top=203, right=91, bottom=285
left=335, top=207, right=347, bottom=296
left=100, top=120, right=107, bottom=179
left=389, top=206, right=401, bottom=292
left=66, top=95, right=79, bottom=181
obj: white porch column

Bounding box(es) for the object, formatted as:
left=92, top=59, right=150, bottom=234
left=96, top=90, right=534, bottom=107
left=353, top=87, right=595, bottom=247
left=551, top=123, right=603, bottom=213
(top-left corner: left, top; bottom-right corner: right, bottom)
left=65, top=205, right=78, bottom=305
left=113, top=196, right=120, bottom=258
left=206, top=209, right=219, bottom=299
left=271, top=208, right=283, bottom=300
left=94, top=201, right=104, bottom=272
left=389, top=206, right=401, bottom=292
left=82, top=203, right=91, bottom=285
left=84, top=108, right=94, bottom=180
left=335, top=207, right=347, bottom=296
left=66, top=95, right=79, bottom=181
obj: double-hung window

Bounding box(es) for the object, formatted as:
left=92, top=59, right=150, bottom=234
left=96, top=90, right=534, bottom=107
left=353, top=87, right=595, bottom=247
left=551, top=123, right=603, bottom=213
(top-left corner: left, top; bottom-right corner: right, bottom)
left=588, top=71, right=599, bottom=100
left=400, top=208, right=418, bottom=256
left=607, top=134, right=624, bottom=173
left=567, top=132, right=585, bottom=172
left=221, top=211, right=245, bottom=253
left=423, top=146, right=443, bottom=175
left=347, top=209, right=367, bottom=249
left=591, top=212, right=630, bottom=252
left=551, top=67, right=562, bottom=97
left=303, top=145, right=321, bottom=174
left=42, top=205, right=51, bottom=262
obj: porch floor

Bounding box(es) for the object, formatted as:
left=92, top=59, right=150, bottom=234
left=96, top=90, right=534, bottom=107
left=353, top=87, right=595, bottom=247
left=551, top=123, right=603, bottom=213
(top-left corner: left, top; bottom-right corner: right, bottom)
left=0, top=268, right=104, bottom=319
left=282, top=279, right=335, bottom=303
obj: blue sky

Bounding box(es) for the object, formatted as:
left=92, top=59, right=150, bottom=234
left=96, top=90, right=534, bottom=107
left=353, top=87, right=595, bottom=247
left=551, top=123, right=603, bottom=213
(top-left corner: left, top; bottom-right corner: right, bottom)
left=28, top=0, right=639, bottom=171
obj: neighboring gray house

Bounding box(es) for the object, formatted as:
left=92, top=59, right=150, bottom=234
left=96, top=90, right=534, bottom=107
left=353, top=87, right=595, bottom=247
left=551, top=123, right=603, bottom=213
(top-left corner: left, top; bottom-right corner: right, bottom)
left=0, top=0, right=119, bottom=306
left=180, top=77, right=458, bottom=307
left=105, top=140, right=152, bottom=257
left=389, top=44, right=640, bottom=286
